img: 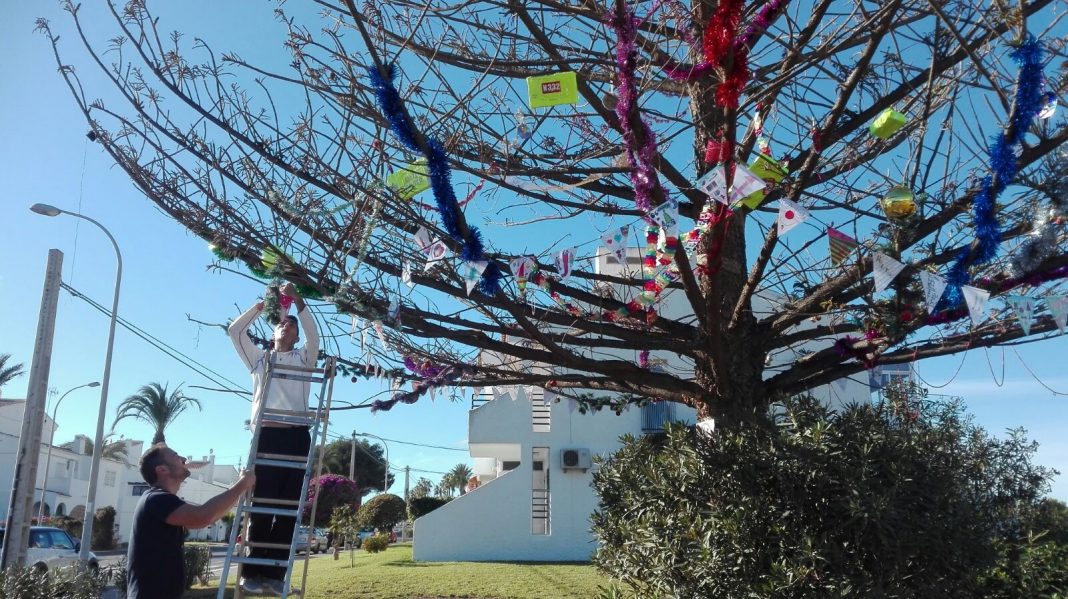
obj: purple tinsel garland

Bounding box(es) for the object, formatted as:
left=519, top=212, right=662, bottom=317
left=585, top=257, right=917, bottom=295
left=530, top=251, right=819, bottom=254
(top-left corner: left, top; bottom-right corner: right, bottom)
left=367, top=64, right=503, bottom=295
left=611, top=5, right=660, bottom=213
left=370, top=360, right=475, bottom=413
left=661, top=0, right=790, bottom=81
left=942, top=37, right=1045, bottom=307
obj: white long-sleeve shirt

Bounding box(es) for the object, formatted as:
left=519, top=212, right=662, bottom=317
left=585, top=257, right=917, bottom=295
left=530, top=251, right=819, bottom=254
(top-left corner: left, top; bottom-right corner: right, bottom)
left=229, top=304, right=320, bottom=428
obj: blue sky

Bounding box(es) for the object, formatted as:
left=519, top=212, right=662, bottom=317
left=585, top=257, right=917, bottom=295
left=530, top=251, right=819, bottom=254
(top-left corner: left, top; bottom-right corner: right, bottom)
left=1, top=2, right=1066, bottom=501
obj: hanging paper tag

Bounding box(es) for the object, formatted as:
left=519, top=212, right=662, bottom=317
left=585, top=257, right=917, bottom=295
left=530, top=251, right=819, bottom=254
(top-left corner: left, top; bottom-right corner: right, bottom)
left=1047, top=295, right=1068, bottom=334
left=918, top=270, right=948, bottom=310
left=601, top=226, right=629, bottom=263
left=1038, top=94, right=1057, bottom=120
left=373, top=319, right=389, bottom=348
left=872, top=253, right=906, bottom=292
left=413, top=227, right=433, bottom=252
left=555, top=247, right=577, bottom=280
left=1005, top=295, right=1036, bottom=336
left=526, top=71, right=579, bottom=109
left=425, top=240, right=449, bottom=267
left=961, top=285, right=990, bottom=325
left=388, top=297, right=400, bottom=323
left=459, top=260, right=489, bottom=295
left=385, top=159, right=430, bottom=199
left=729, top=164, right=766, bottom=203
left=349, top=315, right=358, bottom=342
left=777, top=199, right=809, bottom=235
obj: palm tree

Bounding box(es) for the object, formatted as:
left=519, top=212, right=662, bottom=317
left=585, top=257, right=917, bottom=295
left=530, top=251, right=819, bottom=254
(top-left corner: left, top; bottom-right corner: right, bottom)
left=448, top=463, right=474, bottom=496
left=114, top=382, right=201, bottom=444
left=0, top=354, right=25, bottom=393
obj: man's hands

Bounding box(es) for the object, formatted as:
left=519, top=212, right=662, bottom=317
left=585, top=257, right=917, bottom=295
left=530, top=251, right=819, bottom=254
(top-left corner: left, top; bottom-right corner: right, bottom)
left=237, top=469, right=256, bottom=493
left=279, top=281, right=306, bottom=311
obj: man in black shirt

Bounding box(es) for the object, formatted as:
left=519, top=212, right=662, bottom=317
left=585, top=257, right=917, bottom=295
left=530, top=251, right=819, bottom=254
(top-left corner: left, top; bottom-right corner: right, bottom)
left=128, top=444, right=254, bottom=599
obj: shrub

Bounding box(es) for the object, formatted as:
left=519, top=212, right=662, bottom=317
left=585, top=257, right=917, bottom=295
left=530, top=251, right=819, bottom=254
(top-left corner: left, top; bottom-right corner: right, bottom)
left=362, top=533, right=390, bottom=553
left=183, top=544, right=213, bottom=589
left=592, top=395, right=1056, bottom=598
left=408, top=496, right=450, bottom=520
left=49, top=516, right=81, bottom=540
left=91, top=506, right=116, bottom=550
left=0, top=565, right=107, bottom=599
left=979, top=533, right=1068, bottom=598
left=357, top=494, right=406, bottom=531
left=304, top=474, right=360, bottom=527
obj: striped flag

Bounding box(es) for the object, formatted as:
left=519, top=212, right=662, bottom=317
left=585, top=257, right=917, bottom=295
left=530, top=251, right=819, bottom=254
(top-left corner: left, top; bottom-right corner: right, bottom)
left=827, top=227, right=859, bottom=266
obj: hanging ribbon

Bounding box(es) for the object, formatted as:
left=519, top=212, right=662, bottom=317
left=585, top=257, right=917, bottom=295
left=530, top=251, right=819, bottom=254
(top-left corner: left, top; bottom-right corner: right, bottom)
left=368, top=64, right=502, bottom=295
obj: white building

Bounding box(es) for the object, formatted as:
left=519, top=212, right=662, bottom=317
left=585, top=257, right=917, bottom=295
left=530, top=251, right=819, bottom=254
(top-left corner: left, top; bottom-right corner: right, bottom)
left=413, top=248, right=871, bottom=562
left=0, top=399, right=239, bottom=545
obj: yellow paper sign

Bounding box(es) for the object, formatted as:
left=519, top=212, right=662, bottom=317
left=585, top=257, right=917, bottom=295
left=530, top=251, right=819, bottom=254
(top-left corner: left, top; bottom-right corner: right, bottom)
left=737, top=153, right=789, bottom=209
left=527, top=72, right=579, bottom=109
left=386, top=159, right=430, bottom=199
left=869, top=108, right=907, bottom=139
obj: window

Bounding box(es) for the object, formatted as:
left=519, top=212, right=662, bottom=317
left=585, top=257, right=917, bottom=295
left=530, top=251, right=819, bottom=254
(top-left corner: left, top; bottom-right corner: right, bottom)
left=131, top=483, right=150, bottom=496
left=532, top=447, right=550, bottom=535
left=104, top=471, right=117, bottom=487
left=48, top=530, right=75, bottom=550
left=29, top=530, right=52, bottom=549
left=55, top=503, right=66, bottom=517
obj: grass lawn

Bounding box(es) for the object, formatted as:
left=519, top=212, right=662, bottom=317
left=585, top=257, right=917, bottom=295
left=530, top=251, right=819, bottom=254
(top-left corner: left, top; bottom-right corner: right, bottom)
left=189, top=544, right=615, bottom=598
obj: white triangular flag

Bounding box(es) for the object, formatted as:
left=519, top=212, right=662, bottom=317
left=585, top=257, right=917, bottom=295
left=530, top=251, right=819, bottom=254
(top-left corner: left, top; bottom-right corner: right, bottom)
left=918, top=270, right=947, bottom=310
left=1047, top=295, right=1068, bottom=334
left=961, top=285, right=990, bottom=325
left=696, top=418, right=716, bottom=436
left=555, top=247, right=577, bottom=280
left=872, top=253, right=906, bottom=292
left=696, top=167, right=729, bottom=205
left=777, top=199, right=809, bottom=235
left=424, top=240, right=449, bottom=267
left=648, top=201, right=679, bottom=234
left=729, top=164, right=766, bottom=203
left=1005, top=295, right=1036, bottom=336
left=458, top=260, right=489, bottom=295
left=601, top=226, right=629, bottom=263
left=413, top=226, right=433, bottom=252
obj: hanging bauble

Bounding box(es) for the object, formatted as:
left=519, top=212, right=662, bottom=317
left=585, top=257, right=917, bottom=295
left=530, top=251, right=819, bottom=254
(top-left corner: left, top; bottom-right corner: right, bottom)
left=880, top=186, right=917, bottom=219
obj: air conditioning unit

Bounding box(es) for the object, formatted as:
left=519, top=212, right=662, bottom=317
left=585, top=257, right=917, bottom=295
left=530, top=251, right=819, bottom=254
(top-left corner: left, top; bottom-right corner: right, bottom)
left=560, top=448, right=591, bottom=471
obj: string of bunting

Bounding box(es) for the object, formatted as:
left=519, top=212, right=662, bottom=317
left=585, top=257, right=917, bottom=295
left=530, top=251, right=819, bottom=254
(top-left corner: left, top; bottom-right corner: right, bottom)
left=370, top=357, right=476, bottom=413
left=368, top=63, right=503, bottom=295
left=942, top=36, right=1046, bottom=307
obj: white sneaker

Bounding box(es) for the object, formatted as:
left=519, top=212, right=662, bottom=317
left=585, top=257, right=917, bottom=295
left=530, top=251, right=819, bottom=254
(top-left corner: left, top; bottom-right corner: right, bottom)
left=240, top=576, right=265, bottom=594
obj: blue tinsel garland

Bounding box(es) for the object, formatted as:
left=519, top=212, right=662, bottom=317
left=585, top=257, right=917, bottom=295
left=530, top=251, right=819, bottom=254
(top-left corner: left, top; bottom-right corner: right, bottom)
left=368, top=64, right=503, bottom=295
left=942, top=37, right=1045, bottom=307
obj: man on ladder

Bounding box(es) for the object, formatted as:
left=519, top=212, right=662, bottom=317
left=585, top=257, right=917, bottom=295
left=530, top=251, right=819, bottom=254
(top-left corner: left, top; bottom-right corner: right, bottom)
left=229, top=281, right=319, bottom=595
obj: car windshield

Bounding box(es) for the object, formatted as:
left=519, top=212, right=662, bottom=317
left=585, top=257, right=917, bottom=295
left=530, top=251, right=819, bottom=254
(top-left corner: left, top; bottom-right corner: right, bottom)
left=49, top=530, right=76, bottom=550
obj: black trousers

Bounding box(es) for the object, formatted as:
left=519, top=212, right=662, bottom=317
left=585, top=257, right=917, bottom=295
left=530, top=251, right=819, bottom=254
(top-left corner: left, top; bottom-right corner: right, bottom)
left=245, top=426, right=311, bottom=580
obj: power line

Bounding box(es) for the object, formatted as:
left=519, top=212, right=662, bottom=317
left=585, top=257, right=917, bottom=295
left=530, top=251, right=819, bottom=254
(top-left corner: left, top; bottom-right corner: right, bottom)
left=61, top=283, right=250, bottom=398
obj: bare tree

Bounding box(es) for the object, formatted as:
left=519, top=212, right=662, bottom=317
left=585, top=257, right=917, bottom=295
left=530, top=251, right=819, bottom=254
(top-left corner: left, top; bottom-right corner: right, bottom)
left=40, top=0, right=1068, bottom=426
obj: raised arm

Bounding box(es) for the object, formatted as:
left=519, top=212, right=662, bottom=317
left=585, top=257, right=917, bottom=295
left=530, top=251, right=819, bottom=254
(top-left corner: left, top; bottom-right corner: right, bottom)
left=281, top=282, right=319, bottom=365
left=228, top=301, right=265, bottom=371
left=166, top=470, right=256, bottom=529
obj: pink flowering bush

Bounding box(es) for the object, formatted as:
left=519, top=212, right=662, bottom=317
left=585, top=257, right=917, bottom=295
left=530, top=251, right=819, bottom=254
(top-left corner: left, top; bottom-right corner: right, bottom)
left=304, top=474, right=360, bottom=527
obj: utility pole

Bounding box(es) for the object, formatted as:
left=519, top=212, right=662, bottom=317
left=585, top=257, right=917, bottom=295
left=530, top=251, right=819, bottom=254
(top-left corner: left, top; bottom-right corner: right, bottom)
left=2, top=250, right=63, bottom=569
left=402, top=466, right=411, bottom=541
left=349, top=430, right=356, bottom=480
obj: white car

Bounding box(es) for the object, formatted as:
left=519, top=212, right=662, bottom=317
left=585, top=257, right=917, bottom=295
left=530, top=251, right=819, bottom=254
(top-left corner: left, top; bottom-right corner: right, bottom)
left=0, top=526, right=99, bottom=573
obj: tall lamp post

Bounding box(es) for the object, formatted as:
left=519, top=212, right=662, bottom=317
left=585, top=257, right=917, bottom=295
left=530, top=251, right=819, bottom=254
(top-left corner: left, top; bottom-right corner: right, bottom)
left=39, top=381, right=100, bottom=521
left=354, top=432, right=390, bottom=492
left=30, top=203, right=122, bottom=565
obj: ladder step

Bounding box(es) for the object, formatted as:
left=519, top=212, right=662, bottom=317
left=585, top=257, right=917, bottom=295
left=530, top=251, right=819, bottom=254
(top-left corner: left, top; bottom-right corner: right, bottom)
left=242, top=505, right=300, bottom=517
left=261, top=410, right=317, bottom=426
left=252, top=497, right=301, bottom=507
left=272, top=363, right=329, bottom=374
left=245, top=541, right=293, bottom=550
left=231, top=556, right=299, bottom=568
left=273, top=372, right=324, bottom=383
left=253, top=457, right=309, bottom=469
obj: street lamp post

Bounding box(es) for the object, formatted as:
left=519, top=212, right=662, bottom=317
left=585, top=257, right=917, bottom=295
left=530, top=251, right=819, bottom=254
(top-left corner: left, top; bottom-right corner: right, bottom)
left=39, top=381, right=100, bottom=521
left=30, top=203, right=122, bottom=565
left=354, top=432, right=390, bottom=492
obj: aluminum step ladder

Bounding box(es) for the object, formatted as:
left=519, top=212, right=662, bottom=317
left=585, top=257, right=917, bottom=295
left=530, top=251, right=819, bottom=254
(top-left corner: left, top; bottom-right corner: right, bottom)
left=217, top=354, right=336, bottom=599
